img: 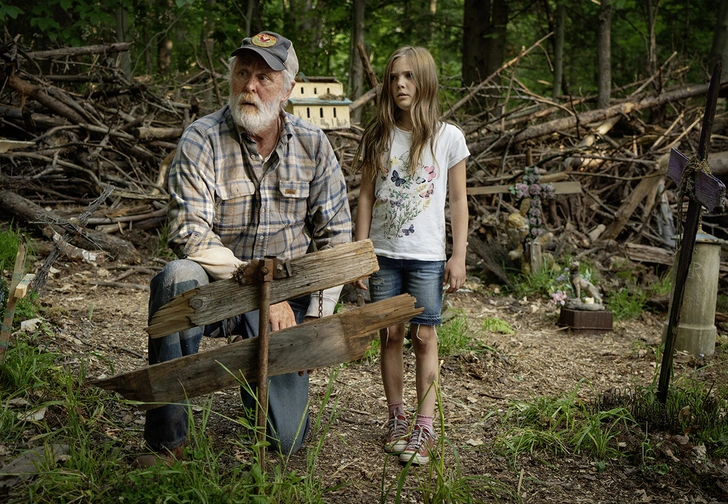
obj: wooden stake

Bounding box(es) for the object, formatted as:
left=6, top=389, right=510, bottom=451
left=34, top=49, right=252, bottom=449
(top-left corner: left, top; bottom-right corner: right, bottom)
left=1, top=240, right=27, bottom=364
left=255, top=258, right=274, bottom=465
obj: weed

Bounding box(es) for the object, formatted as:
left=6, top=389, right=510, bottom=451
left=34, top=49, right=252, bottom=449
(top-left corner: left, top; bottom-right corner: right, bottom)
left=153, top=223, right=176, bottom=261
left=482, top=317, right=514, bottom=334
left=607, top=287, right=646, bottom=320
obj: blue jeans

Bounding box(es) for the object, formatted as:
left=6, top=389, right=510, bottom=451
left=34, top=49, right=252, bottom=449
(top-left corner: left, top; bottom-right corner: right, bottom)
left=369, top=255, right=445, bottom=326
left=144, top=259, right=310, bottom=454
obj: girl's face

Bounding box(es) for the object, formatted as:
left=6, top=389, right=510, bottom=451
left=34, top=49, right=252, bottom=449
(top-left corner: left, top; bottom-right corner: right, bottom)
left=390, top=56, right=416, bottom=112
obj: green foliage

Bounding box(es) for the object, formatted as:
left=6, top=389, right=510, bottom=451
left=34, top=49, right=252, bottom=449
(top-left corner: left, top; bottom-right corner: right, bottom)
left=608, top=287, right=647, bottom=320
left=498, top=383, right=635, bottom=467
left=4, top=0, right=721, bottom=119
left=482, top=317, right=514, bottom=335
left=0, top=229, right=34, bottom=274
left=0, top=329, right=57, bottom=394
left=438, top=310, right=495, bottom=357
left=607, top=268, right=670, bottom=321
left=512, top=261, right=573, bottom=303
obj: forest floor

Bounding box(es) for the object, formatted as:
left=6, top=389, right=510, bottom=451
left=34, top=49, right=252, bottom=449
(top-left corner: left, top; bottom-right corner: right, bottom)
left=33, top=228, right=728, bottom=504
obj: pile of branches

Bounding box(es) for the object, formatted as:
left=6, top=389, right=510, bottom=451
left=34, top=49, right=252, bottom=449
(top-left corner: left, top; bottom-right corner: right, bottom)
left=2, top=35, right=728, bottom=288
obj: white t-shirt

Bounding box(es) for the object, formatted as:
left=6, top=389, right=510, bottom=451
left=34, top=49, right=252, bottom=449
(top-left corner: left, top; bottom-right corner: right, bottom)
left=368, top=123, right=470, bottom=261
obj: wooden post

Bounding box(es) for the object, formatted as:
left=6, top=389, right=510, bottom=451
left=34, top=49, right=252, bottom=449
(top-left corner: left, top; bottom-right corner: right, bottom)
left=255, top=258, right=274, bottom=465
left=657, top=63, right=725, bottom=403
left=1, top=240, right=27, bottom=364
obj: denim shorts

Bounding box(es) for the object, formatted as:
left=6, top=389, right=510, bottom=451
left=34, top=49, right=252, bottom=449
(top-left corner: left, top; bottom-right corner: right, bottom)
left=369, top=255, right=445, bottom=326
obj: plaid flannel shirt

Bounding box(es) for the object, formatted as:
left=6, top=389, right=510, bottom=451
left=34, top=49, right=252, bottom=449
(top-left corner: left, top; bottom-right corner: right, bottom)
left=168, top=106, right=351, bottom=263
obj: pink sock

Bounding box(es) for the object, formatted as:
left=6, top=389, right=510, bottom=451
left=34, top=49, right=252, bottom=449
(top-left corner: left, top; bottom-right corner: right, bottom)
left=415, top=414, right=434, bottom=431
left=388, top=402, right=405, bottom=419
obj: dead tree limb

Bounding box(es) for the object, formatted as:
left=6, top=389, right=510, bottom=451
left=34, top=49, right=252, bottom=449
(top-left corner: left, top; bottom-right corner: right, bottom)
left=24, top=43, right=131, bottom=60
left=481, top=81, right=728, bottom=154
left=6, top=73, right=86, bottom=124
left=441, top=32, right=553, bottom=121
left=0, top=188, right=141, bottom=265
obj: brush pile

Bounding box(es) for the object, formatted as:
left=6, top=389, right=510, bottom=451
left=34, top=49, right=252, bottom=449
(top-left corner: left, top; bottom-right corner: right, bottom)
left=2, top=35, right=728, bottom=289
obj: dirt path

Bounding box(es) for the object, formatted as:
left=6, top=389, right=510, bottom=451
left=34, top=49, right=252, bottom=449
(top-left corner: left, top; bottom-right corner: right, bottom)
left=39, top=257, right=728, bottom=503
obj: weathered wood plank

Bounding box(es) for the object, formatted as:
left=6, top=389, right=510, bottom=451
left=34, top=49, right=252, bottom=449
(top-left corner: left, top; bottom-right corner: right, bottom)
left=146, top=240, right=379, bottom=339
left=92, top=294, right=422, bottom=406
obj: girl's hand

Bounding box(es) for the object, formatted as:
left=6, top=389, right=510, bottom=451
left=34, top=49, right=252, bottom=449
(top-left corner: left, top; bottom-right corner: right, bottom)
left=354, top=279, right=369, bottom=290
left=444, top=258, right=466, bottom=293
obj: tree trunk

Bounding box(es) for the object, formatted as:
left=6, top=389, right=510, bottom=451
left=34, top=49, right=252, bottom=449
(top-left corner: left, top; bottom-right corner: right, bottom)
left=646, top=0, right=658, bottom=76
left=597, top=0, right=612, bottom=109
left=462, top=0, right=490, bottom=87
left=553, top=2, right=565, bottom=99
left=485, top=0, right=508, bottom=79
left=710, top=0, right=728, bottom=71
left=462, top=0, right=507, bottom=110
left=349, top=0, right=365, bottom=125
left=114, top=8, right=132, bottom=78
left=157, top=0, right=174, bottom=75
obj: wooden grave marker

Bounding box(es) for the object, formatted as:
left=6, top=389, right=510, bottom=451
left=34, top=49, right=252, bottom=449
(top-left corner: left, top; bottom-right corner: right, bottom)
left=657, top=62, right=726, bottom=403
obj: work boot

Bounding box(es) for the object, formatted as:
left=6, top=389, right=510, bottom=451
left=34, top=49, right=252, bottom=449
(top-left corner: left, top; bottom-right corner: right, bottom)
left=133, top=445, right=184, bottom=469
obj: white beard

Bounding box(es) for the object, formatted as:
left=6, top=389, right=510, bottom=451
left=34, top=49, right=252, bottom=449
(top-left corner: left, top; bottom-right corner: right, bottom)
left=228, top=92, right=281, bottom=135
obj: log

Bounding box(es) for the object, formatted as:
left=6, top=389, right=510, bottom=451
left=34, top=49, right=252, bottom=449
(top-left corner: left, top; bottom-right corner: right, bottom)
left=624, top=243, right=674, bottom=265
left=7, top=74, right=86, bottom=124
left=0, top=189, right=141, bottom=264
left=92, top=294, right=422, bottom=405
left=133, top=126, right=184, bottom=141
left=147, top=240, right=379, bottom=339
left=598, top=171, right=665, bottom=242
left=25, top=43, right=131, bottom=60
left=0, top=106, right=67, bottom=129
left=349, top=85, right=379, bottom=112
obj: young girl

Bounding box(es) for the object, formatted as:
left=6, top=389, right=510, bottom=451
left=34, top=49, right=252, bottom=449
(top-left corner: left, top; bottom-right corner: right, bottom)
left=354, top=46, right=469, bottom=466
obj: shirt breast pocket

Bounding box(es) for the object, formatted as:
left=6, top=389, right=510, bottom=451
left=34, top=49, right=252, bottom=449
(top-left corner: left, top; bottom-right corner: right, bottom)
left=277, top=180, right=310, bottom=224
left=214, top=179, right=255, bottom=234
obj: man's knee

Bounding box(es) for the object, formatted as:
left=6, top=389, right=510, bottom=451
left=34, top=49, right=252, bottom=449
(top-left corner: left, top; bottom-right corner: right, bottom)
left=155, top=259, right=208, bottom=287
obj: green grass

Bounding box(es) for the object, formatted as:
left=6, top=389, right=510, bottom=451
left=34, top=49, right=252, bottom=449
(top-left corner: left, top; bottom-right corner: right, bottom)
left=607, top=287, right=647, bottom=320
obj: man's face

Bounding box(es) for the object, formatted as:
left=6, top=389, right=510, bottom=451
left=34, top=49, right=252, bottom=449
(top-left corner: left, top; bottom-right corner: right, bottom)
left=228, top=54, right=293, bottom=134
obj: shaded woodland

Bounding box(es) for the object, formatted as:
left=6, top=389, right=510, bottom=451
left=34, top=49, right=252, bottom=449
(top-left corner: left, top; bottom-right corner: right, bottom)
left=2, top=33, right=728, bottom=303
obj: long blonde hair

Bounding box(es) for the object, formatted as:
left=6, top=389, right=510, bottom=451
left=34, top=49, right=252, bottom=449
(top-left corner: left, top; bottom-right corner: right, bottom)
left=354, top=46, right=441, bottom=179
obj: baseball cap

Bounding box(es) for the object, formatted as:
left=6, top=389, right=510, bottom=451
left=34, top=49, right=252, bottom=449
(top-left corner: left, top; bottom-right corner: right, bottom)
left=230, top=31, right=291, bottom=71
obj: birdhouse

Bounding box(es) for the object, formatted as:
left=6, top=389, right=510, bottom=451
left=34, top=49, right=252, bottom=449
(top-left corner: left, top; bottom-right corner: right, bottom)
left=286, top=76, right=352, bottom=130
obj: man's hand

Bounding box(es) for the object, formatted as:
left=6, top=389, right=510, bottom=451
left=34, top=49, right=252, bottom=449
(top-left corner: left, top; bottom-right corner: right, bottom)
left=269, top=302, right=296, bottom=331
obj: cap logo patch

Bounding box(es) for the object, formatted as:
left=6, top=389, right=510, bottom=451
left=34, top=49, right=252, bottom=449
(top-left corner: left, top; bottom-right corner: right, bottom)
left=252, top=33, right=277, bottom=48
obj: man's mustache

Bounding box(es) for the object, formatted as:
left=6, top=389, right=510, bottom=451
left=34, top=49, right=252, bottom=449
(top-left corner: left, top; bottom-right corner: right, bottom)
left=233, top=93, right=262, bottom=109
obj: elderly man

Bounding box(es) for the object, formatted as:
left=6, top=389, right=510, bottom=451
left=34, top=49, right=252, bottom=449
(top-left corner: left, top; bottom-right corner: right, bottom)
left=135, top=31, right=351, bottom=467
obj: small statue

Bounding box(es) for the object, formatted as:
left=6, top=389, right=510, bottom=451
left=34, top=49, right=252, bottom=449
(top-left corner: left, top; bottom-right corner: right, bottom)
left=565, top=260, right=605, bottom=311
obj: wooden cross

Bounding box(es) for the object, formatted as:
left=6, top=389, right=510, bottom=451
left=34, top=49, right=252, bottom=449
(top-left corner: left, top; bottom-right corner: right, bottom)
left=657, top=62, right=725, bottom=403
left=468, top=174, right=582, bottom=272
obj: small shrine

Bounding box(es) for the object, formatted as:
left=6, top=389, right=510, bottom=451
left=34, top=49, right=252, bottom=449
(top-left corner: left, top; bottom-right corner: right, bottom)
left=286, top=76, right=352, bottom=130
